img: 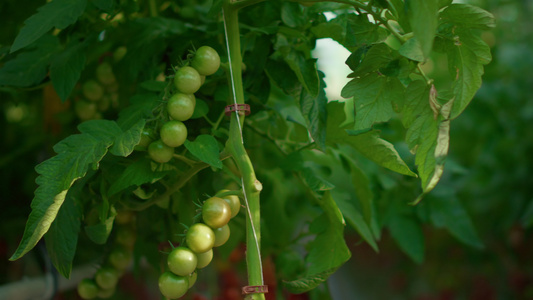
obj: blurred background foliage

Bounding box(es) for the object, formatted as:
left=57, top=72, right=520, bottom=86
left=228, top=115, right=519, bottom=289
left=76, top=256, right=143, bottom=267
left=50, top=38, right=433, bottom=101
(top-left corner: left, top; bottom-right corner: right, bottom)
left=1, top=0, right=532, bottom=299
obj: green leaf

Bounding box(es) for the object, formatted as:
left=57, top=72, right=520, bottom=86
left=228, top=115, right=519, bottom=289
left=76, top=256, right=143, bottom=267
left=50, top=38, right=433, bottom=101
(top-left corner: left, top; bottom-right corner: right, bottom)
left=10, top=0, right=87, bottom=53
left=428, top=195, right=483, bottom=248
left=117, top=93, right=158, bottom=129
left=109, top=119, right=146, bottom=157
left=446, top=28, right=491, bottom=118
left=300, top=167, right=335, bottom=192
left=283, top=268, right=338, bottom=294
left=299, top=72, right=328, bottom=151
left=9, top=120, right=146, bottom=261
left=91, top=0, right=115, bottom=12
left=332, top=189, right=378, bottom=251
left=402, top=81, right=452, bottom=202
left=44, top=180, right=84, bottom=278
left=389, top=214, right=425, bottom=263
left=139, top=80, right=167, bottom=92
left=348, top=160, right=374, bottom=225
left=398, top=37, right=425, bottom=62
left=285, top=191, right=350, bottom=293
left=0, top=35, right=60, bottom=87
left=108, top=158, right=170, bottom=196
left=345, top=43, right=393, bottom=77
left=326, top=101, right=416, bottom=177
left=184, top=135, right=222, bottom=169
left=341, top=73, right=404, bottom=130
left=284, top=50, right=320, bottom=98
left=440, top=4, right=496, bottom=30
left=191, top=99, right=209, bottom=119
left=84, top=214, right=114, bottom=245
left=50, top=40, right=87, bottom=102
left=281, top=2, right=306, bottom=28
left=406, top=0, right=438, bottom=59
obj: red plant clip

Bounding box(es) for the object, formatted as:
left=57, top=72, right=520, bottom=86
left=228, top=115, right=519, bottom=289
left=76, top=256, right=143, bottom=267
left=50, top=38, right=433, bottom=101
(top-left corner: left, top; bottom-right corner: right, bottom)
left=242, top=285, right=268, bottom=295
left=225, top=104, right=251, bottom=117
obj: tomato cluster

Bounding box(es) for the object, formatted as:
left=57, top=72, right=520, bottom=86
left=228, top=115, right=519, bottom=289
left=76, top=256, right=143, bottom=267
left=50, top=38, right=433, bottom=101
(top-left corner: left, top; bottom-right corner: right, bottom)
left=77, top=211, right=136, bottom=299
left=158, top=189, right=241, bottom=299
left=132, top=45, right=220, bottom=163
left=75, top=47, right=125, bottom=121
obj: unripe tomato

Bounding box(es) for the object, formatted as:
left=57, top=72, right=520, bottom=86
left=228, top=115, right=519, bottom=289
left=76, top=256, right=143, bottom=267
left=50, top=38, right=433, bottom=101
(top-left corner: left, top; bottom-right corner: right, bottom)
left=186, top=223, right=215, bottom=254
left=135, top=128, right=156, bottom=151
left=213, top=224, right=230, bottom=247
left=113, top=46, right=127, bottom=62
left=174, top=66, right=201, bottom=94
left=188, top=271, right=197, bottom=288
left=96, top=62, right=116, bottom=85
left=97, top=286, right=115, bottom=299
left=82, top=80, right=104, bottom=101
left=160, top=120, right=187, bottom=148
left=158, top=271, right=189, bottom=299
left=148, top=140, right=174, bottom=163
left=74, top=100, right=98, bottom=121
left=115, top=225, right=136, bottom=248
left=77, top=278, right=99, bottom=299
left=108, top=245, right=132, bottom=270
left=196, top=248, right=213, bottom=269
left=191, top=46, right=221, bottom=76
left=216, top=190, right=241, bottom=218
left=95, top=267, right=119, bottom=290
left=115, top=211, right=135, bottom=225
left=202, top=197, right=231, bottom=229
left=167, top=93, right=195, bottom=121
left=167, top=247, right=197, bottom=276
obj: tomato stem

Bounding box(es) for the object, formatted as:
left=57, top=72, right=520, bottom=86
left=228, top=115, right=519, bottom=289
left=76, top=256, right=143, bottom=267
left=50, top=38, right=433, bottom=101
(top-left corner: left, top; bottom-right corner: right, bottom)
left=223, top=3, right=266, bottom=300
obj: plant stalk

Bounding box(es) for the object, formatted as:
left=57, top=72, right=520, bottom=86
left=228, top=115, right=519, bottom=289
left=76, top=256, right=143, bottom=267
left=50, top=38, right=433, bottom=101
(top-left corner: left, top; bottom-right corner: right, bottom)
left=223, top=3, right=266, bottom=300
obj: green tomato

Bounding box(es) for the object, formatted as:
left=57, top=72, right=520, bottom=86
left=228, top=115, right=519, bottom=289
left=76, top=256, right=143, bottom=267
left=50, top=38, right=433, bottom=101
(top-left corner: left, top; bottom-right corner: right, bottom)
left=96, top=62, right=116, bottom=85
left=202, top=197, right=231, bottom=229
left=82, top=80, right=104, bottom=102
left=191, top=46, right=221, bottom=76
left=188, top=271, right=197, bottom=289
left=97, top=286, right=116, bottom=299
left=196, top=248, right=213, bottom=269
left=77, top=278, right=99, bottom=299
left=113, top=46, right=127, bottom=62
left=216, top=190, right=241, bottom=218
left=108, top=245, right=132, bottom=270
left=174, top=66, right=201, bottom=94
left=167, top=93, right=195, bottom=121
left=160, top=120, right=188, bottom=148
left=167, top=247, right=197, bottom=276
left=158, top=271, right=189, bottom=299
left=148, top=140, right=174, bottom=163
left=213, top=224, right=230, bottom=247
left=74, top=100, right=98, bottom=121
left=135, top=128, right=156, bottom=151
left=186, top=223, right=215, bottom=254
left=115, top=211, right=135, bottom=225
left=95, top=267, right=120, bottom=290
left=115, top=225, right=136, bottom=248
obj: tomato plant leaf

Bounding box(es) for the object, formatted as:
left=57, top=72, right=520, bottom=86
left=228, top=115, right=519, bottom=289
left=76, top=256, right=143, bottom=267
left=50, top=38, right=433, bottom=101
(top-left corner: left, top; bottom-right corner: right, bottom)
left=191, top=99, right=209, bottom=119
left=389, top=214, right=425, bottom=263
left=439, top=4, right=496, bottom=30
left=326, top=101, right=416, bottom=177
left=50, top=40, right=87, bottom=102
left=284, top=50, right=320, bottom=98
left=108, top=158, right=170, bottom=196
left=10, top=0, right=87, bottom=53
left=281, top=2, right=306, bottom=28
left=446, top=28, right=492, bottom=119
left=184, top=135, right=222, bottom=169
left=139, top=80, right=167, bottom=92
left=345, top=43, right=393, bottom=77
left=43, top=180, right=84, bottom=278
left=9, top=119, right=147, bottom=261
left=332, top=189, right=379, bottom=251
left=406, top=0, right=439, bottom=60
left=305, top=191, right=350, bottom=279
left=341, top=73, right=404, bottom=130
left=0, top=35, right=60, bottom=87
left=299, top=72, right=328, bottom=151
left=398, top=37, right=425, bottom=62
left=283, top=267, right=338, bottom=294
left=84, top=213, right=115, bottom=245
left=428, top=193, right=483, bottom=248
